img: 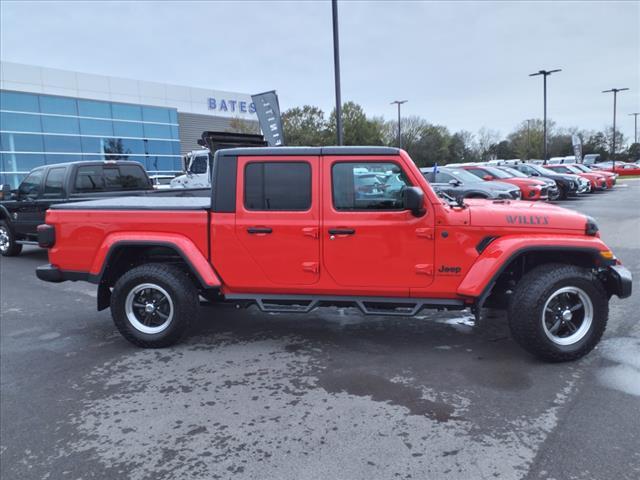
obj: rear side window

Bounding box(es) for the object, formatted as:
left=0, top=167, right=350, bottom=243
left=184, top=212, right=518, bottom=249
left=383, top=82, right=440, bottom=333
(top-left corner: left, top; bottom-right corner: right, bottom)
left=105, top=165, right=149, bottom=190
left=75, top=166, right=105, bottom=192
left=332, top=162, right=410, bottom=210
left=43, top=167, right=66, bottom=197
left=75, top=164, right=148, bottom=192
left=244, top=162, right=311, bottom=211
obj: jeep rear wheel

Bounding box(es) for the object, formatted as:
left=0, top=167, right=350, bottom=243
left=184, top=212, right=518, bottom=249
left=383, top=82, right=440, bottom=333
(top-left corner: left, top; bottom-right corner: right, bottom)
left=507, top=263, right=608, bottom=362
left=0, top=221, right=22, bottom=257
left=111, top=263, right=198, bottom=348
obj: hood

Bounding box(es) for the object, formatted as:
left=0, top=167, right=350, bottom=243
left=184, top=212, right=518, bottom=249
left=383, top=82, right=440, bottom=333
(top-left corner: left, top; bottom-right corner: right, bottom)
left=465, top=198, right=588, bottom=231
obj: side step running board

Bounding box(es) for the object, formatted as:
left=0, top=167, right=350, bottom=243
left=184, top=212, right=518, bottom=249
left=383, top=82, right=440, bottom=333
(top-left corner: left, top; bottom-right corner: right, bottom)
left=224, top=293, right=465, bottom=317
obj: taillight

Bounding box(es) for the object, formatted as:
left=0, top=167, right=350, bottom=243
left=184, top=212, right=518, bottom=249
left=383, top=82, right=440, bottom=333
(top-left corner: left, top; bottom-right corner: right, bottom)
left=37, top=224, right=55, bottom=248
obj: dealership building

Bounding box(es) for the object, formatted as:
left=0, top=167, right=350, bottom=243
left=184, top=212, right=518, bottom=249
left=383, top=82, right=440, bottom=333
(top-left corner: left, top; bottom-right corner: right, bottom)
left=0, top=61, right=259, bottom=187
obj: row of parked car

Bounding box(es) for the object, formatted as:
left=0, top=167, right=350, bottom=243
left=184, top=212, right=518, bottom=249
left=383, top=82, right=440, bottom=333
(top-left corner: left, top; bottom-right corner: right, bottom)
left=420, top=160, right=622, bottom=202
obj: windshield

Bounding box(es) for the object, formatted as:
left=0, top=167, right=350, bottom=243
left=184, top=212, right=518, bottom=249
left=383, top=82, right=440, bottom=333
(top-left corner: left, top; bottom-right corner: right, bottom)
left=484, top=166, right=512, bottom=179
left=572, top=165, right=590, bottom=172
left=564, top=165, right=583, bottom=174
left=444, top=167, right=483, bottom=183
left=499, top=166, right=527, bottom=178
left=533, top=165, right=563, bottom=176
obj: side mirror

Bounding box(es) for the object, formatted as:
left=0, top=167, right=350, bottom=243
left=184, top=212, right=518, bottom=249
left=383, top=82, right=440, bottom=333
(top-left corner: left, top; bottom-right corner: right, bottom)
left=0, top=184, right=10, bottom=200
left=483, top=175, right=493, bottom=181
left=402, top=186, right=425, bottom=217
left=448, top=179, right=461, bottom=186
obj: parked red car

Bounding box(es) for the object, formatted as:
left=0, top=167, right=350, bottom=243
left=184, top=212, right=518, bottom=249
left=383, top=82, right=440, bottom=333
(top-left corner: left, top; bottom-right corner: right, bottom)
left=459, top=165, right=549, bottom=200
left=545, top=165, right=607, bottom=191
left=572, top=164, right=617, bottom=188
left=593, top=162, right=640, bottom=176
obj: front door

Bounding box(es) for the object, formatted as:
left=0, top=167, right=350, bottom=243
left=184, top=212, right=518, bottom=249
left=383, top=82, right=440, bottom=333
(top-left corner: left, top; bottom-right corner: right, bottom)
left=235, top=156, right=320, bottom=286
left=13, top=169, right=45, bottom=237
left=322, top=158, right=435, bottom=293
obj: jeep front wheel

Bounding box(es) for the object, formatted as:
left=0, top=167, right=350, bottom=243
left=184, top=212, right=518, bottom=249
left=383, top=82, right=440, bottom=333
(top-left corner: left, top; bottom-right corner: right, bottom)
left=507, top=263, right=608, bottom=362
left=111, top=263, right=198, bottom=348
left=0, top=220, right=22, bottom=257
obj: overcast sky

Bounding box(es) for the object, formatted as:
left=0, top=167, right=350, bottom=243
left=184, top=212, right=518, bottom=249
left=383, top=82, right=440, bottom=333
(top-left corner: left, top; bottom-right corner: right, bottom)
left=1, top=1, right=639, bottom=140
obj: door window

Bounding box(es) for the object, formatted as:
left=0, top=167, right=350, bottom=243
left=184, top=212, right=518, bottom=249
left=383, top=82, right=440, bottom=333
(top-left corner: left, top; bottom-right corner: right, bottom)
left=244, top=162, right=311, bottom=211
left=434, top=171, right=455, bottom=183
left=43, top=167, right=66, bottom=197
left=332, top=162, right=410, bottom=210
left=189, top=155, right=208, bottom=174
left=18, top=170, right=44, bottom=198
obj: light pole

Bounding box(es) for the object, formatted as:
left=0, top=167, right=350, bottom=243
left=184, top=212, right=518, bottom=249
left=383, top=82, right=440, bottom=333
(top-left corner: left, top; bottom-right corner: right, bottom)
left=629, top=112, right=639, bottom=145
left=529, top=69, right=561, bottom=163
left=331, top=0, right=343, bottom=145
left=526, top=119, right=532, bottom=160
left=390, top=100, right=407, bottom=149
left=602, top=88, right=629, bottom=169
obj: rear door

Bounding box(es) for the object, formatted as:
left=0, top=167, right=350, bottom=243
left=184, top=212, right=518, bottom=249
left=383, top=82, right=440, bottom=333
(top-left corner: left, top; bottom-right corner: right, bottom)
left=322, top=157, right=435, bottom=291
left=234, top=156, right=320, bottom=286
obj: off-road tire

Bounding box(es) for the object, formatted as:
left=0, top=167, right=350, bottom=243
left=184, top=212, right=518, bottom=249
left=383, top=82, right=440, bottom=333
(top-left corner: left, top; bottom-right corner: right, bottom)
left=0, top=220, right=22, bottom=257
left=111, top=263, right=198, bottom=348
left=508, top=263, right=608, bottom=362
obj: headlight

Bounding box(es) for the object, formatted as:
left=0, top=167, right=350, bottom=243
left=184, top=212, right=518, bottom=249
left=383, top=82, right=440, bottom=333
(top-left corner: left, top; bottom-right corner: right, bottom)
left=585, top=216, right=599, bottom=236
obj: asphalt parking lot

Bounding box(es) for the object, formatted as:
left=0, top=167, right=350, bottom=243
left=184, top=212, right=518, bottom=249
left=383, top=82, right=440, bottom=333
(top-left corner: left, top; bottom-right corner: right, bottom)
left=1, top=181, right=639, bottom=480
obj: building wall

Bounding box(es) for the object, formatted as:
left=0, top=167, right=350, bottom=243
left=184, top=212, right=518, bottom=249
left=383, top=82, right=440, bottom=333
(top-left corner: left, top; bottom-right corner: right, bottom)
left=0, top=89, right=181, bottom=187
left=0, top=62, right=260, bottom=186
left=0, top=62, right=258, bottom=121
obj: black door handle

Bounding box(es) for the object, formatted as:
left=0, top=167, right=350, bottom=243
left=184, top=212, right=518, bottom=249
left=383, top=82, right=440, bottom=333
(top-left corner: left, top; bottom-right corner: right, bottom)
left=247, top=227, right=272, bottom=234
left=328, top=229, right=355, bottom=235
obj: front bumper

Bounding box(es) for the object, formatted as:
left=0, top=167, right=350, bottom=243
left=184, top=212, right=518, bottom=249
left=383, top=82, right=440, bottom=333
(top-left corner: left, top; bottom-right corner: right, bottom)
left=602, top=265, right=633, bottom=299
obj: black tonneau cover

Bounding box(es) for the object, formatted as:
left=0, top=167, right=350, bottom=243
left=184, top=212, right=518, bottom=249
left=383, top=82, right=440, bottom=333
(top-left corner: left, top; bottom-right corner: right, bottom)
left=50, top=196, right=210, bottom=211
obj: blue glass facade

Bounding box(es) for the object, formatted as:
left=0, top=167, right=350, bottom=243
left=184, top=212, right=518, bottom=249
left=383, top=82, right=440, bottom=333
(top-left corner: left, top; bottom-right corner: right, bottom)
left=0, top=90, right=181, bottom=187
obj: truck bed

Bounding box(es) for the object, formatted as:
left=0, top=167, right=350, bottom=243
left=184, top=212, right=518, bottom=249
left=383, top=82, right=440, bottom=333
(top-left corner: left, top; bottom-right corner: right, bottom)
left=50, top=196, right=211, bottom=211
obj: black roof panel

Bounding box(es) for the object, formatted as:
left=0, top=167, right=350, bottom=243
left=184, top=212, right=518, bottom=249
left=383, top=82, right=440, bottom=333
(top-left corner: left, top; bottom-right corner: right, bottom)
left=215, top=146, right=400, bottom=158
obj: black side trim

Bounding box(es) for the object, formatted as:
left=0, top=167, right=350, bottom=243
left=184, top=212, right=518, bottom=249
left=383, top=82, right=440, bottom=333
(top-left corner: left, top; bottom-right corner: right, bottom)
left=36, top=264, right=89, bottom=283
left=211, top=155, right=237, bottom=213
left=603, top=265, right=632, bottom=299
left=215, top=146, right=400, bottom=158
left=93, top=241, right=219, bottom=290
left=224, top=293, right=464, bottom=316
left=476, top=236, right=498, bottom=254
left=475, top=246, right=601, bottom=308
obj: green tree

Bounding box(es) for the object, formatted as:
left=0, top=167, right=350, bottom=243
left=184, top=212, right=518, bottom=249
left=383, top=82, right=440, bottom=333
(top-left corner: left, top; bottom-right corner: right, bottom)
left=507, top=119, right=545, bottom=159
left=627, top=143, right=640, bottom=161
left=281, top=105, right=330, bottom=146
left=328, top=102, right=384, bottom=146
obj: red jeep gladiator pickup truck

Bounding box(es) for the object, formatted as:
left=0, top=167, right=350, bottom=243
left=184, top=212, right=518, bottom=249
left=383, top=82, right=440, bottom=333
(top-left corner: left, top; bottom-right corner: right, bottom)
left=36, top=147, right=632, bottom=362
